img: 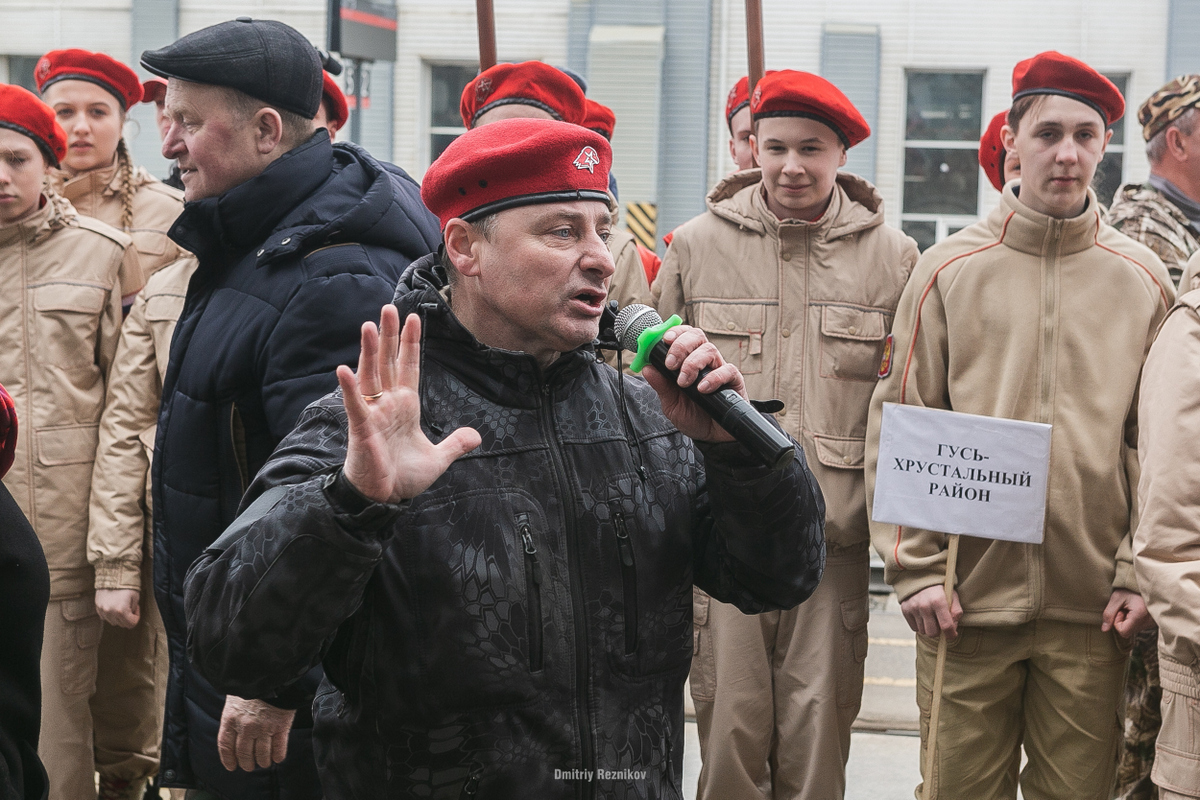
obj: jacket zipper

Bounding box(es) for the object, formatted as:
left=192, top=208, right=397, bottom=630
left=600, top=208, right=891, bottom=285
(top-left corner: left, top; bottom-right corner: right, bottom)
left=459, top=763, right=482, bottom=798
left=614, top=511, right=639, bottom=655
left=538, top=379, right=595, bottom=799
left=520, top=518, right=545, bottom=672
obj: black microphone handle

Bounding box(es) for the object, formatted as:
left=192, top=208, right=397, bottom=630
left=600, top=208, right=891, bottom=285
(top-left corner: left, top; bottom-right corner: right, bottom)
left=647, top=341, right=795, bottom=470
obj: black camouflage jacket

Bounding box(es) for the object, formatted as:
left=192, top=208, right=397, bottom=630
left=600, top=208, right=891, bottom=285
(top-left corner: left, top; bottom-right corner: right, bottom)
left=183, top=257, right=825, bottom=800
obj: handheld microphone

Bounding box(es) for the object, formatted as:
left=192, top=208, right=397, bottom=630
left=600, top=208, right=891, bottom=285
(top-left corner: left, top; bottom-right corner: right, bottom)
left=614, top=304, right=795, bottom=471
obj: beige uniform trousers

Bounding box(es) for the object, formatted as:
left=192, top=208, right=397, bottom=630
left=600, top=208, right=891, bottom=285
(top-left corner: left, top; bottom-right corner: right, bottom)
left=690, top=545, right=870, bottom=800
left=1154, top=689, right=1200, bottom=798
left=39, top=560, right=168, bottom=799
left=914, top=619, right=1130, bottom=800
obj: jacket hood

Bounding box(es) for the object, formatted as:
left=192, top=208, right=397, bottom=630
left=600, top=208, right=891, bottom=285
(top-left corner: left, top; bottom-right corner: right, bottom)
left=169, top=130, right=441, bottom=267
left=0, top=192, right=78, bottom=249
left=704, top=168, right=886, bottom=241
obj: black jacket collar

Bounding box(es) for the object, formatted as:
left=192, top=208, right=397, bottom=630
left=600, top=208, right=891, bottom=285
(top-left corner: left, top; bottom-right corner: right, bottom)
left=168, top=130, right=334, bottom=263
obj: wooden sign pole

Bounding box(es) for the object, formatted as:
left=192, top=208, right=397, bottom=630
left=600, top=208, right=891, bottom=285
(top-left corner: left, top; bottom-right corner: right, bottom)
left=745, top=0, right=764, bottom=96
left=476, top=0, right=497, bottom=70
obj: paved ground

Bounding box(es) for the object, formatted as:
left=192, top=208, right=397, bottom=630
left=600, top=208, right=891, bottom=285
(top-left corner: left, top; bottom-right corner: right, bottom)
left=681, top=591, right=924, bottom=799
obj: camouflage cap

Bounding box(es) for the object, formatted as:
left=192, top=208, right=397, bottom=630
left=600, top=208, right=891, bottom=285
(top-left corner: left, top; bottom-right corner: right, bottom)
left=1139, top=75, right=1200, bottom=141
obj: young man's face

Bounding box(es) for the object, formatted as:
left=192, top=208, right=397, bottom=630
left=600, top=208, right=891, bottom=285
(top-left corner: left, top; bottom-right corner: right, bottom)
left=751, top=116, right=847, bottom=222
left=161, top=80, right=275, bottom=202
left=449, top=200, right=615, bottom=363
left=0, top=128, right=48, bottom=225
left=728, top=106, right=754, bottom=172
left=1003, top=94, right=1110, bottom=219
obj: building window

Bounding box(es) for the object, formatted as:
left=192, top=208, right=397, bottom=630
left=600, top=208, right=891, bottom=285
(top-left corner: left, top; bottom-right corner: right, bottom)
left=429, top=63, right=477, bottom=165
left=901, top=71, right=985, bottom=252
left=6, top=56, right=38, bottom=91
left=1092, top=73, right=1128, bottom=207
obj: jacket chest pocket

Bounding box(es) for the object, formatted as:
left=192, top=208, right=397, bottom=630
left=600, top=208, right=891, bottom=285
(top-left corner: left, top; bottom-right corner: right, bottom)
left=602, top=473, right=694, bottom=678
left=818, top=304, right=890, bottom=382
left=32, top=283, right=108, bottom=369
left=694, top=301, right=768, bottom=375
left=398, top=491, right=550, bottom=712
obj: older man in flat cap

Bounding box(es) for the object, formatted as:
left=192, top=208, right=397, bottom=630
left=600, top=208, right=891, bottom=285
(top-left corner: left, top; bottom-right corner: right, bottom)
left=1109, top=76, right=1200, bottom=290
left=139, top=17, right=441, bottom=799
left=182, top=117, right=825, bottom=800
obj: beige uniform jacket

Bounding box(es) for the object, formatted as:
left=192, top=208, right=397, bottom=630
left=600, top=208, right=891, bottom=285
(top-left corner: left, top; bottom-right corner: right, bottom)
left=0, top=196, right=142, bottom=599
left=50, top=161, right=185, bottom=279
left=607, top=227, right=653, bottom=310
left=654, top=169, right=919, bottom=551
left=1134, top=289, right=1200, bottom=696
left=866, top=185, right=1174, bottom=625
left=88, top=256, right=198, bottom=590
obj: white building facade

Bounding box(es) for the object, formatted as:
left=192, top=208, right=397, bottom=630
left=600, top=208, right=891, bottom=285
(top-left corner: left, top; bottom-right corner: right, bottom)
left=2, top=0, right=1198, bottom=251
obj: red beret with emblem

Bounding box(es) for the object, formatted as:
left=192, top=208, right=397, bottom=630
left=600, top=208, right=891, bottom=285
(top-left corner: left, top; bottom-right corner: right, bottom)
left=0, top=383, right=16, bottom=480
left=0, top=84, right=68, bottom=167
left=725, top=71, right=778, bottom=132
left=1011, top=51, right=1124, bottom=125
left=583, top=100, right=616, bottom=140
left=749, top=69, right=870, bottom=148
left=979, top=110, right=1009, bottom=192
left=35, top=49, right=143, bottom=110
left=459, top=62, right=587, bottom=129
left=322, top=72, right=349, bottom=130
left=422, top=118, right=612, bottom=231
left=141, top=77, right=168, bottom=105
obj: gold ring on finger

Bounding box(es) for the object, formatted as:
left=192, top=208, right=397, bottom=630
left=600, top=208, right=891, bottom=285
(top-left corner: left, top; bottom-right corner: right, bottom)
left=361, top=391, right=384, bottom=401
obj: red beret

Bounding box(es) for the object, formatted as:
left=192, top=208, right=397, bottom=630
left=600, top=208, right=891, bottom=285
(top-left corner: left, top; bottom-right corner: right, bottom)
left=36, top=49, right=143, bottom=110
left=750, top=69, right=870, bottom=148
left=583, top=99, right=615, bottom=140
left=460, top=62, right=587, bottom=129
left=322, top=72, right=349, bottom=130
left=979, top=110, right=1009, bottom=192
left=725, top=71, right=778, bottom=131
left=0, top=84, right=68, bottom=167
left=421, top=118, right=612, bottom=231
left=0, top=383, right=15, bottom=481
left=1011, top=51, right=1124, bottom=125
left=141, top=77, right=167, bottom=105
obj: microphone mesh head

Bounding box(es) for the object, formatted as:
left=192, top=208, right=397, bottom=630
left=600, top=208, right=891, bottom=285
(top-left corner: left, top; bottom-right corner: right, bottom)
left=614, top=304, right=663, bottom=352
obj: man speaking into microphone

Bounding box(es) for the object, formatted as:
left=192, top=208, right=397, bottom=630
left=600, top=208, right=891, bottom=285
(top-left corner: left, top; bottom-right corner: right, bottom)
left=182, top=118, right=825, bottom=799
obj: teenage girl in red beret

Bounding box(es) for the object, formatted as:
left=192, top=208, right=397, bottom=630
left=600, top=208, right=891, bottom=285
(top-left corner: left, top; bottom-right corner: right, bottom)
left=36, top=49, right=185, bottom=280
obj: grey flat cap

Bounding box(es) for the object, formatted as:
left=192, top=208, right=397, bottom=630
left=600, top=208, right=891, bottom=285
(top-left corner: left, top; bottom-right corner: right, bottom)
left=141, top=17, right=322, bottom=119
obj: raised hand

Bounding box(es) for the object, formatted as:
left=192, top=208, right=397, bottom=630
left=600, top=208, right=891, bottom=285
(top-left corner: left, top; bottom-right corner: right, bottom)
left=336, top=307, right=482, bottom=504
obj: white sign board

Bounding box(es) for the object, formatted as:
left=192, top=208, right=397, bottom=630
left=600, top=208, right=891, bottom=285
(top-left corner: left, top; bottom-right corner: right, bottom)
left=872, top=403, right=1052, bottom=544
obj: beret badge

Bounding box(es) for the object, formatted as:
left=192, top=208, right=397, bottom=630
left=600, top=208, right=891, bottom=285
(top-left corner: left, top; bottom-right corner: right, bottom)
left=573, top=146, right=600, bottom=173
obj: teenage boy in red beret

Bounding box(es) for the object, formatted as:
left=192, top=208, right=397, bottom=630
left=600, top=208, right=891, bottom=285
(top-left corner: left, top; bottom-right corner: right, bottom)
left=181, top=116, right=826, bottom=799
left=0, top=84, right=144, bottom=800
left=654, top=69, right=917, bottom=800
left=866, top=51, right=1174, bottom=799
left=725, top=73, right=774, bottom=172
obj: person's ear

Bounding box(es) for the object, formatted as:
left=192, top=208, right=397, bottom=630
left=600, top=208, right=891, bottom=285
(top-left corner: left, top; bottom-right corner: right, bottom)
left=444, top=219, right=483, bottom=279
left=1001, top=124, right=1017, bottom=153
left=750, top=133, right=759, bottom=163
left=1167, top=126, right=1187, bottom=160
left=254, top=108, right=285, bottom=154
left=839, top=145, right=848, bottom=168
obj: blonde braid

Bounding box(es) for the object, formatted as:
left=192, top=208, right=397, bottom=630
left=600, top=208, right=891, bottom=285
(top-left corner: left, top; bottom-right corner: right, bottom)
left=115, top=138, right=135, bottom=232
